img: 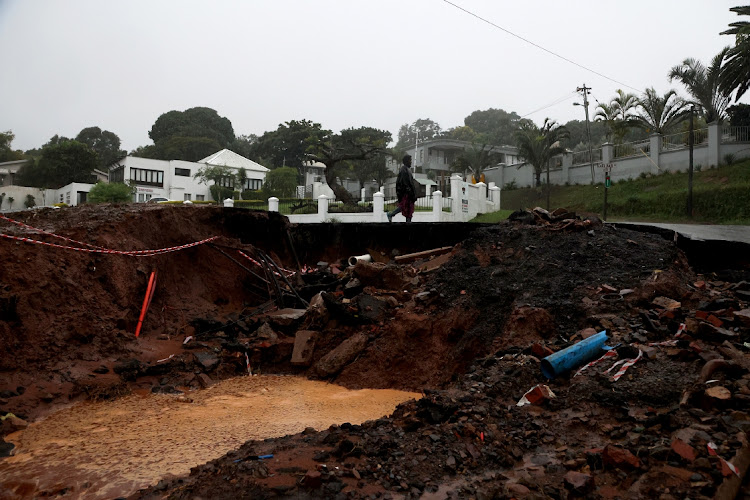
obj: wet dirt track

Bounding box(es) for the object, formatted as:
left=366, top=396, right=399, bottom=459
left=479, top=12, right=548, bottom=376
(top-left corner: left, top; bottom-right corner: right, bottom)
left=0, top=376, right=419, bottom=499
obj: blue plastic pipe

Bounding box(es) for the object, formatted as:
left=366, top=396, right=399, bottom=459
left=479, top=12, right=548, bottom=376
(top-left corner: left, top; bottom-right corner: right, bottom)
left=541, top=330, right=610, bottom=379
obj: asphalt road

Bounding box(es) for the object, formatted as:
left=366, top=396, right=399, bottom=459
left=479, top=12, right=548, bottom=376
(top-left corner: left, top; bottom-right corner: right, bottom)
left=612, top=222, right=750, bottom=245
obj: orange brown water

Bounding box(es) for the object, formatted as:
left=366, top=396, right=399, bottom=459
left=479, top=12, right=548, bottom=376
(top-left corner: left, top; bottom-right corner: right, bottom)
left=0, top=375, right=420, bottom=499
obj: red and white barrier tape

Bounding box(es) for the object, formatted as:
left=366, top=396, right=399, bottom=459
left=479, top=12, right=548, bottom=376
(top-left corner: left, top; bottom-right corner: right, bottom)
left=1, top=213, right=107, bottom=249
left=574, top=349, right=618, bottom=377
left=237, top=250, right=295, bottom=277
left=611, top=350, right=642, bottom=381
left=0, top=232, right=219, bottom=256
left=708, top=442, right=739, bottom=476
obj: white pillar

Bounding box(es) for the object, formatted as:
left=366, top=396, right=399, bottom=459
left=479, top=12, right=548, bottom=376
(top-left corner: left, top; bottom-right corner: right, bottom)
left=475, top=182, right=487, bottom=214
left=649, top=134, right=661, bottom=174
left=268, top=197, right=279, bottom=212
left=317, top=194, right=329, bottom=222
left=432, top=190, right=442, bottom=222
left=450, top=174, right=463, bottom=218
left=708, top=121, right=721, bottom=168
left=489, top=186, right=501, bottom=211
left=373, top=191, right=385, bottom=223
left=360, top=187, right=366, bottom=204
left=223, top=198, right=234, bottom=208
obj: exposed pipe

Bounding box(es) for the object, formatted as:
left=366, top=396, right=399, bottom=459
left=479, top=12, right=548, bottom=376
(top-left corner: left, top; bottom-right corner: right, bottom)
left=348, top=254, right=372, bottom=267
left=541, top=330, right=610, bottom=379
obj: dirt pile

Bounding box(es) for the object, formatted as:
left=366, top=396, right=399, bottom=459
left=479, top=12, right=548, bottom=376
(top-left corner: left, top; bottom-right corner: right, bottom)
left=1, top=205, right=749, bottom=499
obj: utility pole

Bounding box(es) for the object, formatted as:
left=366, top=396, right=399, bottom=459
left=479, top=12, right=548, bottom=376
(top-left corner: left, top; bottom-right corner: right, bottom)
left=687, top=105, right=694, bottom=217
left=414, top=129, right=419, bottom=173
left=577, top=84, right=595, bottom=184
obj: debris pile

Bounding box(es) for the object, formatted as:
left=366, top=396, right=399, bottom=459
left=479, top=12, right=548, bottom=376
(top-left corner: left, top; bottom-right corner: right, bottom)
left=0, top=204, right=748, bottom=499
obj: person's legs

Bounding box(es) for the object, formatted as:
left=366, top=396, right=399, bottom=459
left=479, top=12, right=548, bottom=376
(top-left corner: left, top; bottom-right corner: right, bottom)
left=387, top=205, right=401, bottom=222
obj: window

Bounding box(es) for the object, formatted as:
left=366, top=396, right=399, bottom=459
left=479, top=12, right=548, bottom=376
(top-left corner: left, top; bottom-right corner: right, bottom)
left=110, top=165, right=125, bottom=183
left=184, top=193, right=192, bottom=201
left=218, top=176, right=234, bottom=188
left=130, top=168, right=164, bottom=187
left=175, top=167, right=190, bottom=177
left=242, top=179, right=262, bottom=190
left=196, top=195, right=205, bottom=201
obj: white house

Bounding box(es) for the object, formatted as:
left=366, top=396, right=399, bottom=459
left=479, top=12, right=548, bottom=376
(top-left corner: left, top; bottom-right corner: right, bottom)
left=108, top=149, right=269, bottom=202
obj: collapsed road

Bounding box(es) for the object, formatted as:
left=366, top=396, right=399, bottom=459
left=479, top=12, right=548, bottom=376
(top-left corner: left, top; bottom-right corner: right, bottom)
left=0, top=204, right=749, bottom=499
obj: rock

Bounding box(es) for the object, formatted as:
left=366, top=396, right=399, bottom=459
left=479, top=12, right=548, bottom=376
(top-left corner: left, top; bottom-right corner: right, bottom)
left=506, top=482, right=531, bottom=495
left=92, top=365, right=109, bottom=374
left=263, top=308, right=307, bottom=328
left=1, top=415, right=28, bottom=433
left=564, top=471, right=593, bottom=491
left=517, top=385, right=556, bottom=406
left=113, top=359, right=143, bottom=380
left=602, top=445, right=640, bottom=469
left=314, top=333, right=369, bottom=377
left=194, top=352, right=220, bottom=372
left=705, top=386, right=731, bottom=400
left=531, top=343, right=554, bottom=358
left=302, top=470, right=322, bottom=488
left=356, top=295, right=389, bottom=322
left=578, top=327, right=598, bottom=340
left=733, top=309, right=750, bottom=327
left=255, top=323, right=278, bottom=341
left=652, top=296, right=681, bottom=310
left=706, top=314, right=723, bottom=328
left=696, top=322, right=738, bottom=342
left=505, top=306, right=556, bottom=341
left=196, top=373, right=214, bottom=388
left=0, top=439, right=14, bottom=457
left=291, top=330, right=317, bottom=366
left=670, top=439, right=696, bottom=461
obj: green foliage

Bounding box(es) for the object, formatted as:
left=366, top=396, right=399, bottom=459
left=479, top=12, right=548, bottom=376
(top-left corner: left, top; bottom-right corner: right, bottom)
left=263, top=166, right=298, bottom=197
left=503, top=180, right=518, bottom=190
left=210, top=184, right=234, bottom=202
left=7, top=196, right=14, bottom=209
left=241, top=189, right=263, bottom=200
left=463, top=108, right=533, bottom=146
left=452, top=143, right=500, bottom=181
left=16, top=140, right=98, bottom=188
left=75, top=126, right=126, bottom=169
left=87, top=182, right=134, bottom=203
left=719, top=6, right=750, bottom=101
left=145, top=107, right=235, bottom=161
left=0, top=131, right=25, bottom=162
left=724, top=154, right=736, bottom=166
left=514, top=119, right=569, bottom=187
left=24, top=194, right=36, bottom=208
left=469, top=209, right=514, bottom=223
left=194, top=165, right=239, bottom=201
left=396, top=118, right=442, bottom=149
left=636, top=88, right=690, bottom=134
left=727, top=103, right=750, bottom=126
left=669, top=49, right=730, bottom=123
left=248, top=119, right=328, bottom=172
left=53, top=202, right=68, bottom=208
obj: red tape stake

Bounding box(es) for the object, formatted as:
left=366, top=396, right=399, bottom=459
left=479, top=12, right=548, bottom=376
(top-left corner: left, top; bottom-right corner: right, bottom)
left=135, top=270, right=157, bottom=338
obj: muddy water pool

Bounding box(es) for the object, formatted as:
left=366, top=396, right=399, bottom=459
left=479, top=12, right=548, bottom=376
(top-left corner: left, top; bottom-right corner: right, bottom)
left=0, top=375, right=420, bottom=499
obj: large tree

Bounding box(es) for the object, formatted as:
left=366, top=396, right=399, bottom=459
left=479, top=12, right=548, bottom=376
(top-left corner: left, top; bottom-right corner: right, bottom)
left=75, top=126, right=127, bottom=169
left=463, top=108, right=531, bottom=146
left=395, top=118, right=442, bottom=149
left=306, top=126, right=390, bottom=204
left=514, top=119, right=569, bottom=188
left=635, top=88, right=689, bottom=135
left=0, top=131, right=25, bottom=162
left=16, top=140, right=98, bottom=188
left=249, top=120, right=328, bottom=173
left=720, top=6, right=750, bottom=101
left=142, top=107, right=235, bottom=161
left=451, top=143, right=501, bottom=183
left=669, top=49, right=731, bottom=123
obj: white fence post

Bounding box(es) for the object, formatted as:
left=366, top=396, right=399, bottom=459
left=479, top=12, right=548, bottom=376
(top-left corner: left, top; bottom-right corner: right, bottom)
left=450, top=174, right=463, bottom=219
left=708, top=121, right=721, bottom=168
left=268, top=197, right=279, bottom=212
left=475, top=182, right=487, bottom=214
left=373, top=191, right=385, bottom=222
left=432, top=190, right=442, bottom=222
left=223, top=198, right=234, bottom=208
left=489, top=186, right=501, bottom=211
left=318, top=194, right=329, bottom=222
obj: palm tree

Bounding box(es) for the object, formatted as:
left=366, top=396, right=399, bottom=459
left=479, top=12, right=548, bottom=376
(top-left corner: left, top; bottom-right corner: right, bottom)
left=635, top=88, right=690, bottom=135
left=719, top=6, right=750, bottom=101
left=452, top=143, right=498, bottom=183
left=514, top=119, right=569, bottom=188
left=669, top=48, right=731, bottom=123
left=595, top=89, right=639, bottom=143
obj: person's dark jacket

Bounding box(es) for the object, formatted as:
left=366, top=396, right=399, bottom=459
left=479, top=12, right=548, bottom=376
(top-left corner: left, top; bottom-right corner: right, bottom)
left=396, top=165, right=417, bottom=202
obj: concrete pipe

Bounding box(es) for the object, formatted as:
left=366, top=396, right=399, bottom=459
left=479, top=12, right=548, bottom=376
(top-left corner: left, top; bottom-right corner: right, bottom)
left=348, top=254, right=372, bottom=267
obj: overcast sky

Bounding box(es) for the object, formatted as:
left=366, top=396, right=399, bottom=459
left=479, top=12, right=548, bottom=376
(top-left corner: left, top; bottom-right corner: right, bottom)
left=0, top=0, right=745, bottom=152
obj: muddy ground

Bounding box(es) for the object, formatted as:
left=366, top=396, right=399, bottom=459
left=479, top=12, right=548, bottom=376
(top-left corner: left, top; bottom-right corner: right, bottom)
left=1, top=204, right=749, bottom=499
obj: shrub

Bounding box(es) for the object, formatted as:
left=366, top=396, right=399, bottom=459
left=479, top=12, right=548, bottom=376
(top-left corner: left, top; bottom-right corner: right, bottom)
left=88, top=182, right=134, bottom=203
left=724, top=154, right=736, bottom=166
left=24, top=194, right=36, bottom=208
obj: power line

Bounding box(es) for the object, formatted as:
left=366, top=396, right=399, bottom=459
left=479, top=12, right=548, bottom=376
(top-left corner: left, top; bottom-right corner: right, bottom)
left=521, top=91, right=578, bottom=118
left=441, top=0, right=641, bottom=93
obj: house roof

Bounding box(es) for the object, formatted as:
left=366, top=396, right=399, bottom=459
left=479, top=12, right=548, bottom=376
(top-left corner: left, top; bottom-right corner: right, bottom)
left=414, top=178, right=437, bottom=186
left=200, top=149, right=269, bottom=173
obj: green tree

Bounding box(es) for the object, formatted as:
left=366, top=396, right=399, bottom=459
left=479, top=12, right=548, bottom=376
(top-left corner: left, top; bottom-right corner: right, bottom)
left=727, top=103, right=750, bottom=126
left=306, top=126, right=390, bottom=204
left=193, top=165, right=237, bottom=201
left=144, top=107, right=235, bottom=161
left=87, top=182, right=134, bottom=203
left=444, top=125, right=477, bottom=142
left=249, top=120, right=328, bottom=174
left=669, top=49, right=731, bottom=123
left=594, top=90, right=639, bottom=143
left=75, top=126, right=127, bottom=169
left=16, top=140, right=98, bottom=188
left=451, top=143, right=501, bottom=182
left=232, top=134, right=258, bottom=158
left=0, top=131, right=25, bottom=162
left=24, top=194, right=36, bottom=209
left=263, top=167, right=298, bottom=198
left=635, top=88, right=690, bottom=135
left=463, top=108, right=531, bottom=146
left=720, top=6, right=750, bottom=101
left=395, top=118, right=442, bottom=149
left=514, top=119, right=569, bottom=188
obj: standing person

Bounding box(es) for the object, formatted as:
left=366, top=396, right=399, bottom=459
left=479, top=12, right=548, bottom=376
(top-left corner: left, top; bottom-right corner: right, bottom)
left=387, top=154, right=417, bottom=223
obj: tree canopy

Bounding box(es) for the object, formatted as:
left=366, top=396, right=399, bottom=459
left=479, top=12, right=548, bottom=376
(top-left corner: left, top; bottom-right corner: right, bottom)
left=0, top=131, right=25, bottom=162
left=669, top=49, right=730, bottom=123
left=75, top=126, right=126, bottom=169
left=635, top=88, right=689, bottom=135
left=248, top=120, right=328, bottom=171
left=720, top=5, right=750, bottom=101
left=514, top=119, right=569, bottom=187
left=16, top=140, right=98, bottom=188
left=463, top=108, right=532, bottom=146
left=263, top=167, right=298, bottom=198
left=396, top=118, right=442, bottom=149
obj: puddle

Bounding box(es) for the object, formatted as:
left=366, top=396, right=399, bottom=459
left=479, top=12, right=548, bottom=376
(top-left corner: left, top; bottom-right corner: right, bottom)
left=0, top=375, right=420, bottom=499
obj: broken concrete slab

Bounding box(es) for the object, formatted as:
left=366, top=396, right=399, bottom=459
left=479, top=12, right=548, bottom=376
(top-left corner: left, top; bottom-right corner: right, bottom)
left=314, top=333, right=369, bottom=377
left=291, top=330, right=317, bottom=367
left=194, top=352, right=220, bottom=372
